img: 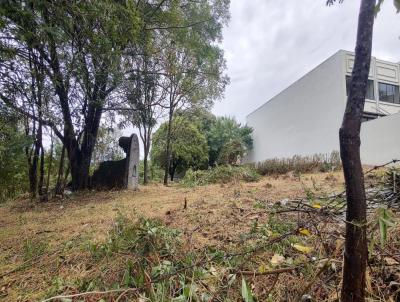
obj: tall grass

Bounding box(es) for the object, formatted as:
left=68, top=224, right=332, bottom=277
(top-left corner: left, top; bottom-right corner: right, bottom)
left=254, top=151, right=341, bottom=176
left=181, top=165, right=261, bottom=187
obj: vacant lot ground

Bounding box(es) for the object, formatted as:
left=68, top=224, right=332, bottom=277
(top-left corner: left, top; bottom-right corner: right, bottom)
left=0, top=171, right=399, bottom=301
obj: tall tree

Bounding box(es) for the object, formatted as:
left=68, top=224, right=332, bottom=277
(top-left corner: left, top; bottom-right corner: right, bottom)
left=0, top=46, right=48, bottom=198
left=1, top=0, right=230, bottom=191
left=160, top=28, right=229, bottom=184
left=138, top=0, right=230, bottom=186
left=338, top=1, right=375, bottom=299
left=0, top=1, right=140, bottom=191
left=0, top=108, right=30, bottom=203
left=328, top=0, right=376, bottom=300
left=123, top=35, right=166, bottom=185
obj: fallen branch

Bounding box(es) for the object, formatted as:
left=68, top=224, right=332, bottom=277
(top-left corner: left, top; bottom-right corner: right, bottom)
left=0, top=249, right=61, bottom=280
left=239, top=266, right=298, bottom=276
left=298, top=260, right=331, bottom=300
left=365, top=159, right=400, bottom=175
left=41, top=288, right=139, bottom=302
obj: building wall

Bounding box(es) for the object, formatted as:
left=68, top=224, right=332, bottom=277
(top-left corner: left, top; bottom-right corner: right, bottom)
left=246, top=50, right=400, bottom=165
left=246, top=51, right=345, bottom=162
left=361, top=113, right=400, bottom=165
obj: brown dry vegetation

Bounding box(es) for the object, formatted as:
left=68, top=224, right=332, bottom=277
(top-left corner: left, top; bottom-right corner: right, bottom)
left=0, top=171, right=399, bottom=302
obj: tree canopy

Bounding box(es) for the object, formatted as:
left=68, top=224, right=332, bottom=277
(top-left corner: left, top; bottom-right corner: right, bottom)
left=151, top=116, right=209, bottom=180
left=207, top=116, right=253, bottom=166
left=0, top=0, right=230, bottom=193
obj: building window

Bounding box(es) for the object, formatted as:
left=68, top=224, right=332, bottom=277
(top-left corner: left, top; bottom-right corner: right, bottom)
left=346, top=76, right=375, bottom=100
left=378, top=82, right=400, bottom=104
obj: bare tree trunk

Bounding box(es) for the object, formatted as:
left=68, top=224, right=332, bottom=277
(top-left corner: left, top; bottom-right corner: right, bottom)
left=45, top=130, right=54, bottom=198
left=139, top=124, right=150, bottom=185
left=55, top=145, right=66, bottom=195
left=28, top=124, right=39, bottom=199
left=37, top=118, right=45, bottom=199
left=143, top=143, right=149, bottom=185
left=340, top=0, right=375, bottom=301
left=62, top=165, right=70, bottom=195
left=38, top=144, right=45, bottom=197
left=163, top=102, right=174, bottom=186
left=169, top=162, right=177, bottom=181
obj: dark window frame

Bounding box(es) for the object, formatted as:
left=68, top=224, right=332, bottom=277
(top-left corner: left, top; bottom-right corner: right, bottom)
left=378, top=82, right=400, bottom=104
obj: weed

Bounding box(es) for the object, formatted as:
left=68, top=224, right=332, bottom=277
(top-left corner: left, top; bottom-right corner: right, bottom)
left=22, top=238, right=47, bottom=260
left=87, top=214, right=181, bottom=260
left=45, top=277, right=66, bottom=298
left=254, top=152, right=341, bottom=176
left=253, top=199, right=266, bottom=209
left=86, top=241, right=113, bottom=260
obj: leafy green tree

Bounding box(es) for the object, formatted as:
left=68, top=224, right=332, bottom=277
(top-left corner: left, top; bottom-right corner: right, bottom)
left=151, top=117, right=208, bottom=181
left=0, top=0, right=141, bottom=191
left=122, top=34, right=166, bottom=185
left=207, top=117, right=253, bottom=166
left=156, top=0, right=230, bottom=185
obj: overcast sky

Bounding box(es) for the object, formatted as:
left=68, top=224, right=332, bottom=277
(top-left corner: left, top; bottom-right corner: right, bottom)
left=212, top=0, right=400, bottom=124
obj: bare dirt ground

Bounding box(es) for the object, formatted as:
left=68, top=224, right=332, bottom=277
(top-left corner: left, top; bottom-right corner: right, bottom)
left=0, top=171, right=399, bottom=301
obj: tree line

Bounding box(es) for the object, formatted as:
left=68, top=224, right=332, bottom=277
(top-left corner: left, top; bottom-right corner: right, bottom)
left=0, top=0, right=230, bottom=199
left=151, top=110, right=253, bottom=181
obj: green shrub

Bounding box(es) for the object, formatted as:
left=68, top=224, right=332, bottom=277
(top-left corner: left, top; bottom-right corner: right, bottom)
left=254, top=152, right=341, bottom=176
left=381, top=167, right=400, bottom=202
left=87, top=214, right=181, bottom=260
left=138, top=160, right=165, bottom=184
left=181, top=165, right=260, bottom=187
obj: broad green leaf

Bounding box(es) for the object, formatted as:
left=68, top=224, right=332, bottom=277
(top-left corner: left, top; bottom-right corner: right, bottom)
left=241, top=278, right=254, bottom=302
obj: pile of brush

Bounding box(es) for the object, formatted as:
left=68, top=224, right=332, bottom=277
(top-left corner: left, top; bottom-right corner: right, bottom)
left=367, top=166, right=400, bottom=209
left=383, top=167, right=400, bottom=202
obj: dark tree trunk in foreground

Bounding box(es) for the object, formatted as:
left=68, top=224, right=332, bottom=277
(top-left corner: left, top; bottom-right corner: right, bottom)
left=340, top=0, right=375, bottom=301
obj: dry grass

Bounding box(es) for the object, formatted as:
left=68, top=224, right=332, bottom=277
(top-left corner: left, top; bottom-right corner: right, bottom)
left=0, top=170, right=398, bottom=301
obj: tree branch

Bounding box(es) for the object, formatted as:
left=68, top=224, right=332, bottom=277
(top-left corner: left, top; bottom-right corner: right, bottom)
left=145, top=19, right=211, bottom=30
left=0, top=93, right=64, bottom=142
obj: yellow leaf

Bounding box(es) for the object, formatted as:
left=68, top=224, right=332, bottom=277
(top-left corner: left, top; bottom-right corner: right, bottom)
left=312, top=203, right=321, bottom=209
left=291, top=243, right=313, bottom=254
left=270, top=254, right=285, bottom=266
left=299, top=228, right=311, bottom=236
left=258, top=264, right=267, bottom=273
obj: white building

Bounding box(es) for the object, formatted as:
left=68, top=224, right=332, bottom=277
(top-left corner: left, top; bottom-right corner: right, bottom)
left=246, top=50, right=400, bottom=165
